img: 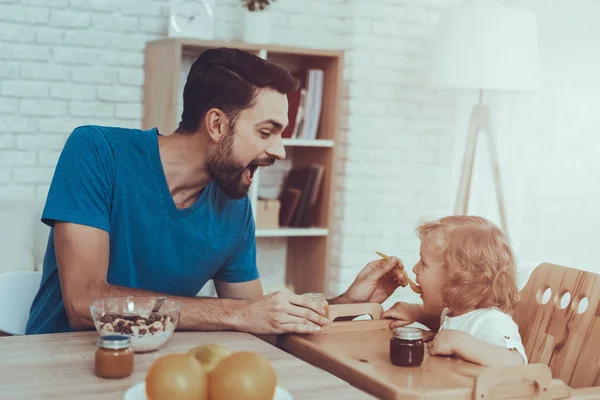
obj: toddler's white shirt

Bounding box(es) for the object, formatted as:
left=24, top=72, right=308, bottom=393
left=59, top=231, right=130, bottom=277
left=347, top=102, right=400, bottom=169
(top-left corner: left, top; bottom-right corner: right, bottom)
left=439, top=308, right=528, bottom=364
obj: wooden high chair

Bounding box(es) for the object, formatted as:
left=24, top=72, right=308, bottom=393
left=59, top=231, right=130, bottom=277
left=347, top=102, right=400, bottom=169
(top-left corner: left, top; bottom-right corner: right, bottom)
left=513, top=262, right=600, bottom=390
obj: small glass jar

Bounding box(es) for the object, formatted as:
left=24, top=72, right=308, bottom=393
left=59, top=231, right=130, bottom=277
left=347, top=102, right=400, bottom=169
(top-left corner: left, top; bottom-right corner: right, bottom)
left=306, top=292, right=329, bottom=319
left=95, top=335, right=134, bottom=379
left=389, top=327, right=424, bottom=367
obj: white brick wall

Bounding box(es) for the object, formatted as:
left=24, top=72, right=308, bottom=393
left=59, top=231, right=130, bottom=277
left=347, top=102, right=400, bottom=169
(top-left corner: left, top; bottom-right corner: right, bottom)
left=0, top=1, right=164, bottom=203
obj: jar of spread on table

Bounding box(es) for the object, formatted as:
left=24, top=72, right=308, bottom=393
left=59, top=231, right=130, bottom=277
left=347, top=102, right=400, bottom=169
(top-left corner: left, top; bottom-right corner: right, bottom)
left=95, top=335, right=134, bottom=379
left=389, top=327, right=424, bottom=367
left=306, top=292, right=329, bottom=319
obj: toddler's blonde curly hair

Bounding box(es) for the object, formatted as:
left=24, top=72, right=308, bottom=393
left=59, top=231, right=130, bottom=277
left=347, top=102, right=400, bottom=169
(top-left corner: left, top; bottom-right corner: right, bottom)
left=416, top=216, right=519, bottom=315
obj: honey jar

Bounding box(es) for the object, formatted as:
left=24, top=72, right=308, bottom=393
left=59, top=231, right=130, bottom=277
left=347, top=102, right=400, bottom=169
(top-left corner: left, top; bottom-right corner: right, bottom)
left=95, top=335, right=134, bottom=379
left=306, top=292, right=329, bottom=319
left=389, top=327, right=424, bottom=367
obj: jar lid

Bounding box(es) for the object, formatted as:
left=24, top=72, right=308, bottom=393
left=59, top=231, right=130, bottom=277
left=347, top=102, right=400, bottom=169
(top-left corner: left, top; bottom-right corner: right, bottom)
left=392, top=327, right=423, bottom=340
left=97, top=335, right=132, bottom=350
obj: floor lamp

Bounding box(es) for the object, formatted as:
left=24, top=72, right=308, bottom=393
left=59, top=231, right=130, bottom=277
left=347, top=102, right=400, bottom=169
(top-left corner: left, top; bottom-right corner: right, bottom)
left=430, top=6, right=541, bottom=235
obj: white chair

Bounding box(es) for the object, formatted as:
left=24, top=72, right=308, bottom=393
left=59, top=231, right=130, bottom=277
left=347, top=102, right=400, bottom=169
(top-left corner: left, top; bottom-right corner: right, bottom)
left=0, top=271, right=42, bottom=335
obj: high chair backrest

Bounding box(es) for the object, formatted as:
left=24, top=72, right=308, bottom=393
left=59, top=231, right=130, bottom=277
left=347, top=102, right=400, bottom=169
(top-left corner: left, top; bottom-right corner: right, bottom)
left=513, top=262, right=600, bottom=389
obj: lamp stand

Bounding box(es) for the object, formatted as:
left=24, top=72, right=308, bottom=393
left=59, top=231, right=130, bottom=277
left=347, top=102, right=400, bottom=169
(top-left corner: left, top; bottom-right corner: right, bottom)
left=455, top=90, right=509, bottom=235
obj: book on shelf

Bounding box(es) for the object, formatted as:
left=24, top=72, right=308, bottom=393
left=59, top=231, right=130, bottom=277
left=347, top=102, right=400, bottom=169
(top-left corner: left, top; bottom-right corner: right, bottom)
left=278, top=164, right=324, bottom=228
left=281, top=89, right=306, bottom=139
left=281, top=69, right=324, bottom=141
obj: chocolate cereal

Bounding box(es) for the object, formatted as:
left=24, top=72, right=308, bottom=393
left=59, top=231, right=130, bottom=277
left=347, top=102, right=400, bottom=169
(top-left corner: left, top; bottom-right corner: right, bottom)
left=96, top=312, right=174, bottom=337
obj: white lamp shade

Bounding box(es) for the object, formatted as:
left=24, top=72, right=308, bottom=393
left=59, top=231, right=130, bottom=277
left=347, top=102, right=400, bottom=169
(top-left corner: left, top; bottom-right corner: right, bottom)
left=430, top=7, right=541, bottom=92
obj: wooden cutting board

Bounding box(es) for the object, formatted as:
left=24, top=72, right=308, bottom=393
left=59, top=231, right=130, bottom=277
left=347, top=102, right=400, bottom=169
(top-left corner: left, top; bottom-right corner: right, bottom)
left=277, top=303, right=573, bottom=400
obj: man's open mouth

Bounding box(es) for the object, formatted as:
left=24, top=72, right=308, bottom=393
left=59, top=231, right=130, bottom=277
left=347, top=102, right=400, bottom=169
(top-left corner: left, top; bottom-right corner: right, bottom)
left=244, top=159, right=275, bottom=182
left=244, top=164, right=259, bottom=182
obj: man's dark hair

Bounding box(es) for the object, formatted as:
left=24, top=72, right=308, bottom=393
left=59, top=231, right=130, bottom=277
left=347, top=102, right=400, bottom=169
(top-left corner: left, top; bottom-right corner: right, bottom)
left=176, top=47, right=299, bottom=134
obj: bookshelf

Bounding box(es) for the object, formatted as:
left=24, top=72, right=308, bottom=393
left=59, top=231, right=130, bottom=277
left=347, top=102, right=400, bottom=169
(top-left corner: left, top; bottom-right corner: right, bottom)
left=142, top=38, right=343, bottom=295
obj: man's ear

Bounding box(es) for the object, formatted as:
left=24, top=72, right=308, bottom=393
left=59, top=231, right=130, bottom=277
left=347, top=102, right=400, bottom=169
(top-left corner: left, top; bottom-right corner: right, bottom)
left=205, top=108, right=227, bottom=144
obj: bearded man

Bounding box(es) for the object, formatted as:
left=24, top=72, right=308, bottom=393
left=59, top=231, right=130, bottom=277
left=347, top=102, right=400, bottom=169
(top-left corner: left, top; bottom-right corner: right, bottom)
left=26, top=48, right=406, bottom=335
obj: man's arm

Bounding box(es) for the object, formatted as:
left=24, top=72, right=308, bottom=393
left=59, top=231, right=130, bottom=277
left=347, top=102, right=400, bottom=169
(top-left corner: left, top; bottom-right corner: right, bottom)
left=57, top=222, right=245, bottom=331
left=55, top=222, right=327, bottom=333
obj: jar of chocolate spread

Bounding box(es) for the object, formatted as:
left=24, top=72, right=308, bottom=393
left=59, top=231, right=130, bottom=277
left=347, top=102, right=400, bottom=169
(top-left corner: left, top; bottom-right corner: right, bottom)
left=95, top=335, right=134, bottom=379
left=389, top=327, right=424, bottom=367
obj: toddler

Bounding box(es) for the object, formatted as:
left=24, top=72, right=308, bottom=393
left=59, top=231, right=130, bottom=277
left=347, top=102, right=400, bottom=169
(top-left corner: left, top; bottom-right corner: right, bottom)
left=382, top=215, right=527, bottom=366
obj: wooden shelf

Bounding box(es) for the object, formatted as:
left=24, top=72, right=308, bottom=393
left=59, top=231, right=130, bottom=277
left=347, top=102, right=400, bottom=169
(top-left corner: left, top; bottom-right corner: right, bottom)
left=142, top=39, right=343, bottom=294
left=282, top=139, right=334, bottom=148
left=256, top=228, right=329, bottom=238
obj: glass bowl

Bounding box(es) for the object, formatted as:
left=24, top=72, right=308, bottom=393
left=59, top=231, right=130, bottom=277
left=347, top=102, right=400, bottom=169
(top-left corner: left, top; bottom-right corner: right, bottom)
left=90, top=296, right=182, bottom=353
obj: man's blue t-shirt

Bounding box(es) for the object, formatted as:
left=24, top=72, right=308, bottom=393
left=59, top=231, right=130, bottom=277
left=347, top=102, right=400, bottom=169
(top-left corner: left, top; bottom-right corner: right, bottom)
left=25, top=125, right=258, bottom=334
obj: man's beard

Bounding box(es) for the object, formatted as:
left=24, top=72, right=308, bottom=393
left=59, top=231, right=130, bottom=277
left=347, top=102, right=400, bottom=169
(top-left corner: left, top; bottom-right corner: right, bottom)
left=206, top=128, right=274, bottom=200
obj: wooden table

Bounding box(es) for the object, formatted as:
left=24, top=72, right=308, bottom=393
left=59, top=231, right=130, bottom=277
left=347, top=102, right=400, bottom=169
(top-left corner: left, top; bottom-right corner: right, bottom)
left=277, top=304, right=574, bottom=400
left=0, top=331, right=375, bottom=399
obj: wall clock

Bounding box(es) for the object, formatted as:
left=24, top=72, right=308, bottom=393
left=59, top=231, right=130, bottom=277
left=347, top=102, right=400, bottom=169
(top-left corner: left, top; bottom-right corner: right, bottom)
left=168, top=0, right=215, bottom=40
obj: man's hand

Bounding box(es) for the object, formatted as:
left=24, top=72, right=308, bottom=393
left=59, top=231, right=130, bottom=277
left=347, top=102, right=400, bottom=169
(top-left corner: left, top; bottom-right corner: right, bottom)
left=381, top=302, right=419, bottom=328
left=334, top=256, right=407, bottom=304
left=232, top=291, right=329, bottom=334
left=427, top=329, right=469, bottom=356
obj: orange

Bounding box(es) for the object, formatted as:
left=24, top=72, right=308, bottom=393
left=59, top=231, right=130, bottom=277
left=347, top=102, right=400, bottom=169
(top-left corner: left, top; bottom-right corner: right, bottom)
left=145, top=353, right=207, bottom=400
left=209, top=351, right=276, bottom=400
left=187, top=344, right=231, bottom=373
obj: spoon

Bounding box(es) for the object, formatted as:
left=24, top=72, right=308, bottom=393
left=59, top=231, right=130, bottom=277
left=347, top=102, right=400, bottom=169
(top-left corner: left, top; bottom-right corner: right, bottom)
left=151, top=296, right=167, bottom=313
left=376, top=252, right=422, bottom=294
